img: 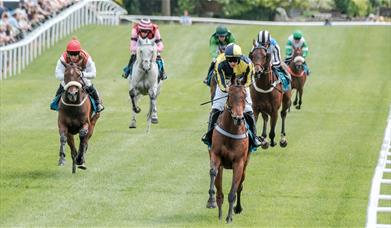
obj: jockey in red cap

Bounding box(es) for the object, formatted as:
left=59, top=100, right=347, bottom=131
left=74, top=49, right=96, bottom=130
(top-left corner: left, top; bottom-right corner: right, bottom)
left=50, top=38, right=104, bottom=112
left=122, top=18, right=167, bottom=81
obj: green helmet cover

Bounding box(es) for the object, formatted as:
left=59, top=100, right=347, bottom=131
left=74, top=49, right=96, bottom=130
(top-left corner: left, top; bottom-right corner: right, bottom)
left=293, top=30, right=302, bottom=39
left=216, top=25, right=228, bottom=36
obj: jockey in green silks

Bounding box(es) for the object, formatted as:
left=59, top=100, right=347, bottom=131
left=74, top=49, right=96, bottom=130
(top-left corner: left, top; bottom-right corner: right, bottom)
left=203, top=25, right=236, bottom=86
left=284, top=30, right=310, bottom=76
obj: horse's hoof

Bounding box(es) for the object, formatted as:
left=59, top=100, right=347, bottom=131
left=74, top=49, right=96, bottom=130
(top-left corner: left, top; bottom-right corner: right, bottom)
left=293, top=101, right=297, bottom=106
left=226, top=216, right=233, bottom=224
left=261, top=141, right=269, bottom=150
left=133, top=107, right=141, bottom=113
left=151, top=118, right=158, bottom=124
left=58, top=159, right=65, bottom=166
left=206, top=199, right=216, bottom=209
left=296, top=106, right=301, bottom=110
left=234, top=206, right=242, bottom=214
left=129, top=123, right=136, bottom=128
left=280, top=139, right=288, bottom=148
left=77, top=164, right=87, bottom=170
left=270, top=141, right=277, bottom=147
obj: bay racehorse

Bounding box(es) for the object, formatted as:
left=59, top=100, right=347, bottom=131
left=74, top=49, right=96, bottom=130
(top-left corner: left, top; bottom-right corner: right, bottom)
left=58, top=62, right=100, bottom=173
left=128, top=37, right=161, bottom=133
left=287, top=48, right=307, bottom=110
left=206, top=77, right=250, bottom=223
left=249, top=46, right=291, bottom=149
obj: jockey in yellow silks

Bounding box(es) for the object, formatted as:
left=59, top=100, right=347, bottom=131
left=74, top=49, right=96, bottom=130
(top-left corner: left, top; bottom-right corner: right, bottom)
left=201, top=43, right=261, bottom=148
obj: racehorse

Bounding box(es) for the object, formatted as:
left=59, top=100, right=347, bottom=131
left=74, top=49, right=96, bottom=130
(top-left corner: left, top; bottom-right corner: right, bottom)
left=249, top=46, right=291, bottom=149
left=206, top=77, right=250, bottom=223
left=57, top=62, right=100, bottom=173
left=287, top=48, right=307, bottom=110
left=128, top=37, right=161, bottom=132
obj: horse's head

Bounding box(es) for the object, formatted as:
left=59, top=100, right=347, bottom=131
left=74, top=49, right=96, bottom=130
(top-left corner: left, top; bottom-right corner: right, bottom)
left=226, top=77, right=246, bottom=126
left=63, top=62, right=83, bottom=103
left=250, top=46, right=270, bottom=77
left=137, top=37, right=157, bottom=72
left=292, top=55, right=305, bottom=72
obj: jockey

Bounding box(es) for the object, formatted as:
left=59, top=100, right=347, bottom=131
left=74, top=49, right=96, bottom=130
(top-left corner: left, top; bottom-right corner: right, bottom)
left=284, top=30, right=310, bottom=75
left=253, top=30, right=291, bottom=90
left=201, top=43, right=262, bottom=147
left=122, top=18, right=167, bottom=81
left=203, top=25, right=236, bottom=86
left=51, top=38, right=104, bottom=112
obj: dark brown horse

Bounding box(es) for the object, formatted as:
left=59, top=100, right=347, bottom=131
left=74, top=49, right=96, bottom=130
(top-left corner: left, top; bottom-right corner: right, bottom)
left=206, top=77, right=250, bottom=223
left=249, top=46, right=291, bottom=148
left=287, top=48, right=307, bottom=110
left=57, top=62, right=100, bottom=173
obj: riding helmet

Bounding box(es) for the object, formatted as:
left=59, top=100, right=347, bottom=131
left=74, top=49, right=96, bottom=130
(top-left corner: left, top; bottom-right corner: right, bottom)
left=224, top=43, right=242, bottom=58
left=216, top=25, right=228, bottom=36
left=257, top=30, right=271, bottom=46
left=293, top=30, right=302, bottom=40
left=66, top=38, right=81, bottom=52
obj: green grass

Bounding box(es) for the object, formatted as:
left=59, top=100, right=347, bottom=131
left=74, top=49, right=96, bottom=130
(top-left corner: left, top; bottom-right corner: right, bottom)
left=1, top=24, right=390, bottom=227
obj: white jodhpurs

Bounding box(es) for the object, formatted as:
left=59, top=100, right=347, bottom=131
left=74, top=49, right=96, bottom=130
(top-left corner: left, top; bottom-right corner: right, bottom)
left=212, top=86, right=253, bottom=112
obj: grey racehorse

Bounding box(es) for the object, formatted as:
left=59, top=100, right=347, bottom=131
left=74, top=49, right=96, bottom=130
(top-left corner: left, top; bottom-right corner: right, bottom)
left=128, top=37, right=162, bottom=132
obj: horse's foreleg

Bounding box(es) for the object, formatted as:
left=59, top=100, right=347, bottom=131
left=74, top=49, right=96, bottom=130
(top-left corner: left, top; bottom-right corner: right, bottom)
left=260, top=112, right=269, bottom=149
left=216, top=166, right=224, bottom=221
left=58, top=131, right=67, bottom=166
left=207, top=152, right=220, bottom=210
left=280, top=93, right=291, bottom=148
left=66, top=134, right=77, bottom=173
left=148, top=88, right=158, bottom=124
left=234, top=163, right=247, bottom=215
left=297, top=87, right=303, bottom=110
left=129, top=89, right=141, bottom=113
left=292, top=87, right=298, bottom=106
left=269, top=111, right=278, bottom=147
left=76, top=124, right=89, bottom=170
left=226, top=161, right=245, bottom=223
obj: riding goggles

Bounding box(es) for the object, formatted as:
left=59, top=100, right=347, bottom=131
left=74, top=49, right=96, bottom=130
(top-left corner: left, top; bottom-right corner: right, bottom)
left=226, top=57, right=239, bottom=63
left=67, top=51, right=80, bottom=56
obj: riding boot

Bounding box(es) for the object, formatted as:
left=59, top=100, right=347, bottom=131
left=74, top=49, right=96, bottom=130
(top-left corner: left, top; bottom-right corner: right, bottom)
left=203, top=61, right=215, bottom=86
left=122, top=54, right=136, bottom=79
left=244, top=111, right=262, bottom=147
left=50, top=84, right=64, bottom=110
left=156, top=56, right=167, bottom=81
left=201, top=109, right=221, bottom=145
left=86, top=85, right=104, bottom=112
left=55, top=84, right=64, bottom=97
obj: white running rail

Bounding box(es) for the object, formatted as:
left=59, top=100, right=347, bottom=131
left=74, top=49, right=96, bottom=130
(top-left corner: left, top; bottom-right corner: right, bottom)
left=366, top=105, right=391, bottom=228
left=0, top=0, right=126, bottom=80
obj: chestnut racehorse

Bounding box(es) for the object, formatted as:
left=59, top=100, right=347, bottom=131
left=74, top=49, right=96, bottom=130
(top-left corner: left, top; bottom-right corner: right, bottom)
left=249, top=46, right=291, bottom=148
left=57, top=62, right=100, bottom=173
left=206, top=77, right=250, bottom=223
left=287, top=48, right=307, bottom=110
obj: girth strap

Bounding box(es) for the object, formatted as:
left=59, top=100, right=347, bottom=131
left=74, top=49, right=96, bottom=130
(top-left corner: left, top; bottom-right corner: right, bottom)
left=215, top=124, right=248, bottom=140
